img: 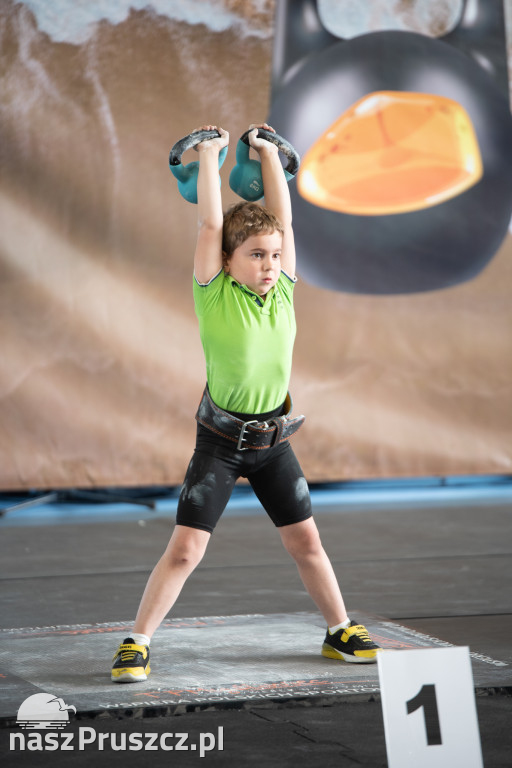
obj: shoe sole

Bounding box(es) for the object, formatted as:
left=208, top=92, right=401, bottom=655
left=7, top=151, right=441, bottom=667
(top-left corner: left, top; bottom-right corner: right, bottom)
left=111, top=665, right=150, bottom=683
left=322, top=644, right=378, bottom=663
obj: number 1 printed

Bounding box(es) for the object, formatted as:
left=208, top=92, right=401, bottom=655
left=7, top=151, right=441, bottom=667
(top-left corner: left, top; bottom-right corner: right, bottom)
left=406, top=684, right=442, bottom=746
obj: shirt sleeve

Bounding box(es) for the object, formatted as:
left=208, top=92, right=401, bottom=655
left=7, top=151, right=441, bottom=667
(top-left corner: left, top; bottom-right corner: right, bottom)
left=193, top=270, right=225, bottom=317
left=277, top=270, right=297, bottom=303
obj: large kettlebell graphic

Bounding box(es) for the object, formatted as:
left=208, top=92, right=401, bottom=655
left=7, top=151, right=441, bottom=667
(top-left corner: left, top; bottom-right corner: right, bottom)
left=229, top=128, right=300, bottom=201
left=169, top=129, right=228, bottom=204
left=268, top=0, right=512, bottom=294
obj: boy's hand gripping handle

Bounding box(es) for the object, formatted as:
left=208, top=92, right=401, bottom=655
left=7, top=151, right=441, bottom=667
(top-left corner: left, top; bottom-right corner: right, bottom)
left=229, top=128, right=300, bottom=201
left=169, top=130, right=228, bottom=204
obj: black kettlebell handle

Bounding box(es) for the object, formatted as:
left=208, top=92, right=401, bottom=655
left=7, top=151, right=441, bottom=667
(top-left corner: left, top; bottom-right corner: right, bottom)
left=272, top=0, right=509, bottom=99
left=169, top=129, right=221, bottom=166
left=240, top=128, right=300, bottom=177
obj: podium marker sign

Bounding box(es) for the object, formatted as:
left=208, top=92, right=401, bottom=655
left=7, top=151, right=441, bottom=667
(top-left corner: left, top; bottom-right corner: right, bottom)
left=378, top=646, right=483, bottom=768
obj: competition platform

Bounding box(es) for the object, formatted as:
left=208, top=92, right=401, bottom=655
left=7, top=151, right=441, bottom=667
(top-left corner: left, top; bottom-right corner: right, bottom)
left=0, top=481, right=511, bottom=727
left=0, top=609, right=511, bottom=723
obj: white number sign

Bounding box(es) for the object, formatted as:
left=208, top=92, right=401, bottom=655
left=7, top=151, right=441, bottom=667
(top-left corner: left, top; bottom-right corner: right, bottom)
left=378, top=646, right=483, bottom=768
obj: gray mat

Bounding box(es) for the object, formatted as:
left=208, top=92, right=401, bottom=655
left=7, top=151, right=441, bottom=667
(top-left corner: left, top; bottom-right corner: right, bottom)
left=1, top=611, right=510, bottom=723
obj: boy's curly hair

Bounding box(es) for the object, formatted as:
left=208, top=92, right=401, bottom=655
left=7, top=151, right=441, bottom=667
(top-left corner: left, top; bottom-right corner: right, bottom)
left=222, top=202, right=283, bottom=258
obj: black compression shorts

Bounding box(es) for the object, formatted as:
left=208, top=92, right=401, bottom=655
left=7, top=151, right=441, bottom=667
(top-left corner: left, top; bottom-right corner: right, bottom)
left=176, top=406, right=313, bottom=534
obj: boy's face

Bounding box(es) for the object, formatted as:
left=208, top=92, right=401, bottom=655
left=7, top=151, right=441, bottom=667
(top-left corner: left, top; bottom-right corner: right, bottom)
left=225, top=231, right=282, bottom=298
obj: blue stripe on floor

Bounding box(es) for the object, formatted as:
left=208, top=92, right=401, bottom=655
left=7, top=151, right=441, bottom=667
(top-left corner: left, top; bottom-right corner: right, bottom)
left=0, top=476, right=511, bottom=527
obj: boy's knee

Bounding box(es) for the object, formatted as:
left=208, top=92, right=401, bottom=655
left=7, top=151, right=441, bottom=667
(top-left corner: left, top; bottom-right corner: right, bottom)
left=166, top=527, right=210, bottom=568
left=281, top=521, right=322, bottom=561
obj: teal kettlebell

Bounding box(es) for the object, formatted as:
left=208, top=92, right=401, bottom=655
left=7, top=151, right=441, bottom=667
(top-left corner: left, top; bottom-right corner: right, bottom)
left=229, top=128, right=300, bottom=201
left=169, top=129, right=228, bottom=204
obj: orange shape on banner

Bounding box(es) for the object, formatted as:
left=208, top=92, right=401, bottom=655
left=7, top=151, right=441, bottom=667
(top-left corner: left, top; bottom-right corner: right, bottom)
left=297, top=91, right=483, bottom=215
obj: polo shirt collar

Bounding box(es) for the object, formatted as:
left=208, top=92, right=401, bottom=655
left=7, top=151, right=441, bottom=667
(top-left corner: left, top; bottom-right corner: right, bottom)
left=230, top=277, right=275, bottom=313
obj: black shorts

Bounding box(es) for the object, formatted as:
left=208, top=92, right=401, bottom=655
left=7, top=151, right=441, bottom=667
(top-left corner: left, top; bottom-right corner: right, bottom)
left=176, top=407, right=313, bottom=534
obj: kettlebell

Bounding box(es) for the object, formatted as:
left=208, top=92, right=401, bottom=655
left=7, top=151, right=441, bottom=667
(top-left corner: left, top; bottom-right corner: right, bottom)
left=229, top=127, right=300, bottom=201
left=169, top=129, right=228, bottom=204
left=268, top=0, right=512, bottom=294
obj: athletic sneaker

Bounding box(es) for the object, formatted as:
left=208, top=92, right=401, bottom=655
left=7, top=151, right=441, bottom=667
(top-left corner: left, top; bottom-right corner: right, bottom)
left=322, top=621, right=381, bottom=663
left=111, top=638, right=150, bottom=683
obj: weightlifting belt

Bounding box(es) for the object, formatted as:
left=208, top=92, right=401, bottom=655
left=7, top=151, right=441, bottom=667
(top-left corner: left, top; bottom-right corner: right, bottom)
left=195, top=386, right=305, bottom=451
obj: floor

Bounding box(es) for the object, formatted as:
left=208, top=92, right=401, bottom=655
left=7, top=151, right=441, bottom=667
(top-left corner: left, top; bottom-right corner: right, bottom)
left=0, top=484, right=511, bottom=766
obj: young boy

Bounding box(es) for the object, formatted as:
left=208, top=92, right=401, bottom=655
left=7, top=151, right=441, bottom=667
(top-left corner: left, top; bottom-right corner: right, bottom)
left=111, top=123, right=380, bottom=682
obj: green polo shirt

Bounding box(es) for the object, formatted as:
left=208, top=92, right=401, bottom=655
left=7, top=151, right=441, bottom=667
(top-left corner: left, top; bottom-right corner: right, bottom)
left=193, top=269, right=297, bottom=414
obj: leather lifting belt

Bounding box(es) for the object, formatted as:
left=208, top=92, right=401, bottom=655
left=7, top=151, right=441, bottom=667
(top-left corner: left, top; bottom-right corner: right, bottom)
left=195, top=386, right=305, bottom=451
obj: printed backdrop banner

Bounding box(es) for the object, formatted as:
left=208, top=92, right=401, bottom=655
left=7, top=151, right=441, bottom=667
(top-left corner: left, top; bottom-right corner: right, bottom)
left=1, top=0, right=511, bottom=490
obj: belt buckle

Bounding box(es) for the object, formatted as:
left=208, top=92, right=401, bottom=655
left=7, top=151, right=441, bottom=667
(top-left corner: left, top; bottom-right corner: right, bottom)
left=237, top=420, right=258, bottom=451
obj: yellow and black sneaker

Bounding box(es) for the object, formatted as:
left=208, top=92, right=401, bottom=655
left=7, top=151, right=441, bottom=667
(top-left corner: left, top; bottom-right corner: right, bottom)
left=111, top=638, right=150, bottom=683
left=322, top=621, right=381, bottom=663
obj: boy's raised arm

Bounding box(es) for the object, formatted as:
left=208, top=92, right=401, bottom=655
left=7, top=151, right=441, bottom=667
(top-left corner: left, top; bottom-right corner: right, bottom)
left=249, top=123, right=296, bottom=279
left=193, top=125, right=229, bottom=284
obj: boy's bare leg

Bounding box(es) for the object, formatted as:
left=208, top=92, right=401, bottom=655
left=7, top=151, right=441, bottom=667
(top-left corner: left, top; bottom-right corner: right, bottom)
left=133, top=525, right=211, bottom=638
left=278, top=518, right=349, bottom=627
